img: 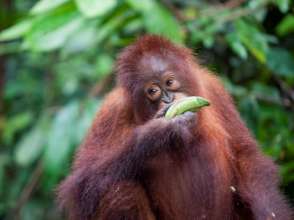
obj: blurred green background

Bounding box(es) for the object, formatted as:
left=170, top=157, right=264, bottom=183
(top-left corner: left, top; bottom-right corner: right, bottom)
left=0, top=0, right=293, bottom=219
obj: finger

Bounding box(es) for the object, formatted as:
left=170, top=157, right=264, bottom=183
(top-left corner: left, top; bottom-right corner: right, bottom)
left=182, top=111, right=196, bottom=118
left=181, top=111, right=197, bottom=122
left=172, top=112, right=197, bottom=127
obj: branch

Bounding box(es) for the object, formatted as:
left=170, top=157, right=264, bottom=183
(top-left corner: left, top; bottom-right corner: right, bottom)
left=10, top=160, right=43, bottom=220
left=89, top=73, right=115, bottom=97
left=161, top=0, right=187, bottom=21
left=200, top=0, right=246, bottom=17
left=272, top=76, right=294, bottom=109
left=194, top=0, right=272, bottom=27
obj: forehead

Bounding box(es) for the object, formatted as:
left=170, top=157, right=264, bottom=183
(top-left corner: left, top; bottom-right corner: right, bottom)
left=139, top=53, right=169, bottom=72
left=138, top=52, right=180, bottom=78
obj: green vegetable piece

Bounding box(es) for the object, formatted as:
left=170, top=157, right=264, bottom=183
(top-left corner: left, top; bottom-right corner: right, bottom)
left=165, top=96, right=210, bottom=119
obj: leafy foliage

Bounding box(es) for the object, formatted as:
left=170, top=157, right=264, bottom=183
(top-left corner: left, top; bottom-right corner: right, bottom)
left=0, top=0, right=294, bottom=219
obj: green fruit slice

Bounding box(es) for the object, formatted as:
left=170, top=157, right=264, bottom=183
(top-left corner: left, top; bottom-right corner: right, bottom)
left=165, top=96, right=210, bottom=119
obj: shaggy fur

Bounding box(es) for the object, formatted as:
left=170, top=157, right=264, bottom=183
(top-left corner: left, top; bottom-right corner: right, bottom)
left=57, top=35, right=292, bottom=220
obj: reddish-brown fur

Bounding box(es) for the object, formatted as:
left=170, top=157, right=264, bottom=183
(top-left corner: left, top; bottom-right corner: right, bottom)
left=57, top=35, right=292, bottom=220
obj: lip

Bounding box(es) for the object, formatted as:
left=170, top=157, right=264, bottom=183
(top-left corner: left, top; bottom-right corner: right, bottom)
left=155, top=103, right=174, bottom=118
left=160, top=103, right=174, bottom=116
left=162, top=103, right=173, bottom=114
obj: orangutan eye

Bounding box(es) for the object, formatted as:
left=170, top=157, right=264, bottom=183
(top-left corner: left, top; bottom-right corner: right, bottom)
left=165, top=78, right=180, bottom=91
left=145, top=85, right=161, bottom=101
left=166, top=79, right=174, bottom=87
left=148, top=88, right=157, bottom=95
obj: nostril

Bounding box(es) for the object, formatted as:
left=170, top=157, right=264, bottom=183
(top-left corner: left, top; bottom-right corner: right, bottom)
left=162, top=99, right=171, bottom=104
left=163, top=97, right=173, bottom=104
left=162, top=92, right=174, bottom=103
left=168, top=94, right=175, bottom=103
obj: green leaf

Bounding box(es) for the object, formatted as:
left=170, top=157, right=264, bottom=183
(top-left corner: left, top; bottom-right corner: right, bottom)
left=226, top=32, right=248, bottom=59
left=127, top=0, right=153, bottom=11
left=275, top=0, right=289, bottom=13
left=235, top=19, right=269, bottom=63
left=266, top=47, right=294, bottom=77
left=0, top=20, right=32, bottom=41
left=124, top=18, right=143, bottom=33
left=3, top=112, right=33, bottom=144
left=43, top=101, right=80, bottom=177
left=276, top=15, right=294, bottom=36
left=74, top=0, right=117, bottom=18
left=93, top=8, right=132, bottom=45
left=95, top=54, right=114, bottom=77
left=14, top=116, right=49, bottom=167
left=23, top=4, right=82, bottom=51
left=31, top=0, right=69, bottom=15
left=62, top=22, right=98, bottom=54
left=24, top=17, right=82, bottom=51
left=127, top=0, right=184, bottom=43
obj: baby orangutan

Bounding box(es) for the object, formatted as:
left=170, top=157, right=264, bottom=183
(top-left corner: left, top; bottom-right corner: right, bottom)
left=58, top=35, right=292, bottom=220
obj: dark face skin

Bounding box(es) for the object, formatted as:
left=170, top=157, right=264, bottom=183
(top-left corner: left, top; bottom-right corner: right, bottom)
left=135, top=53, right=190, bottom=119
left=143, top=72, right=187, bottom=116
